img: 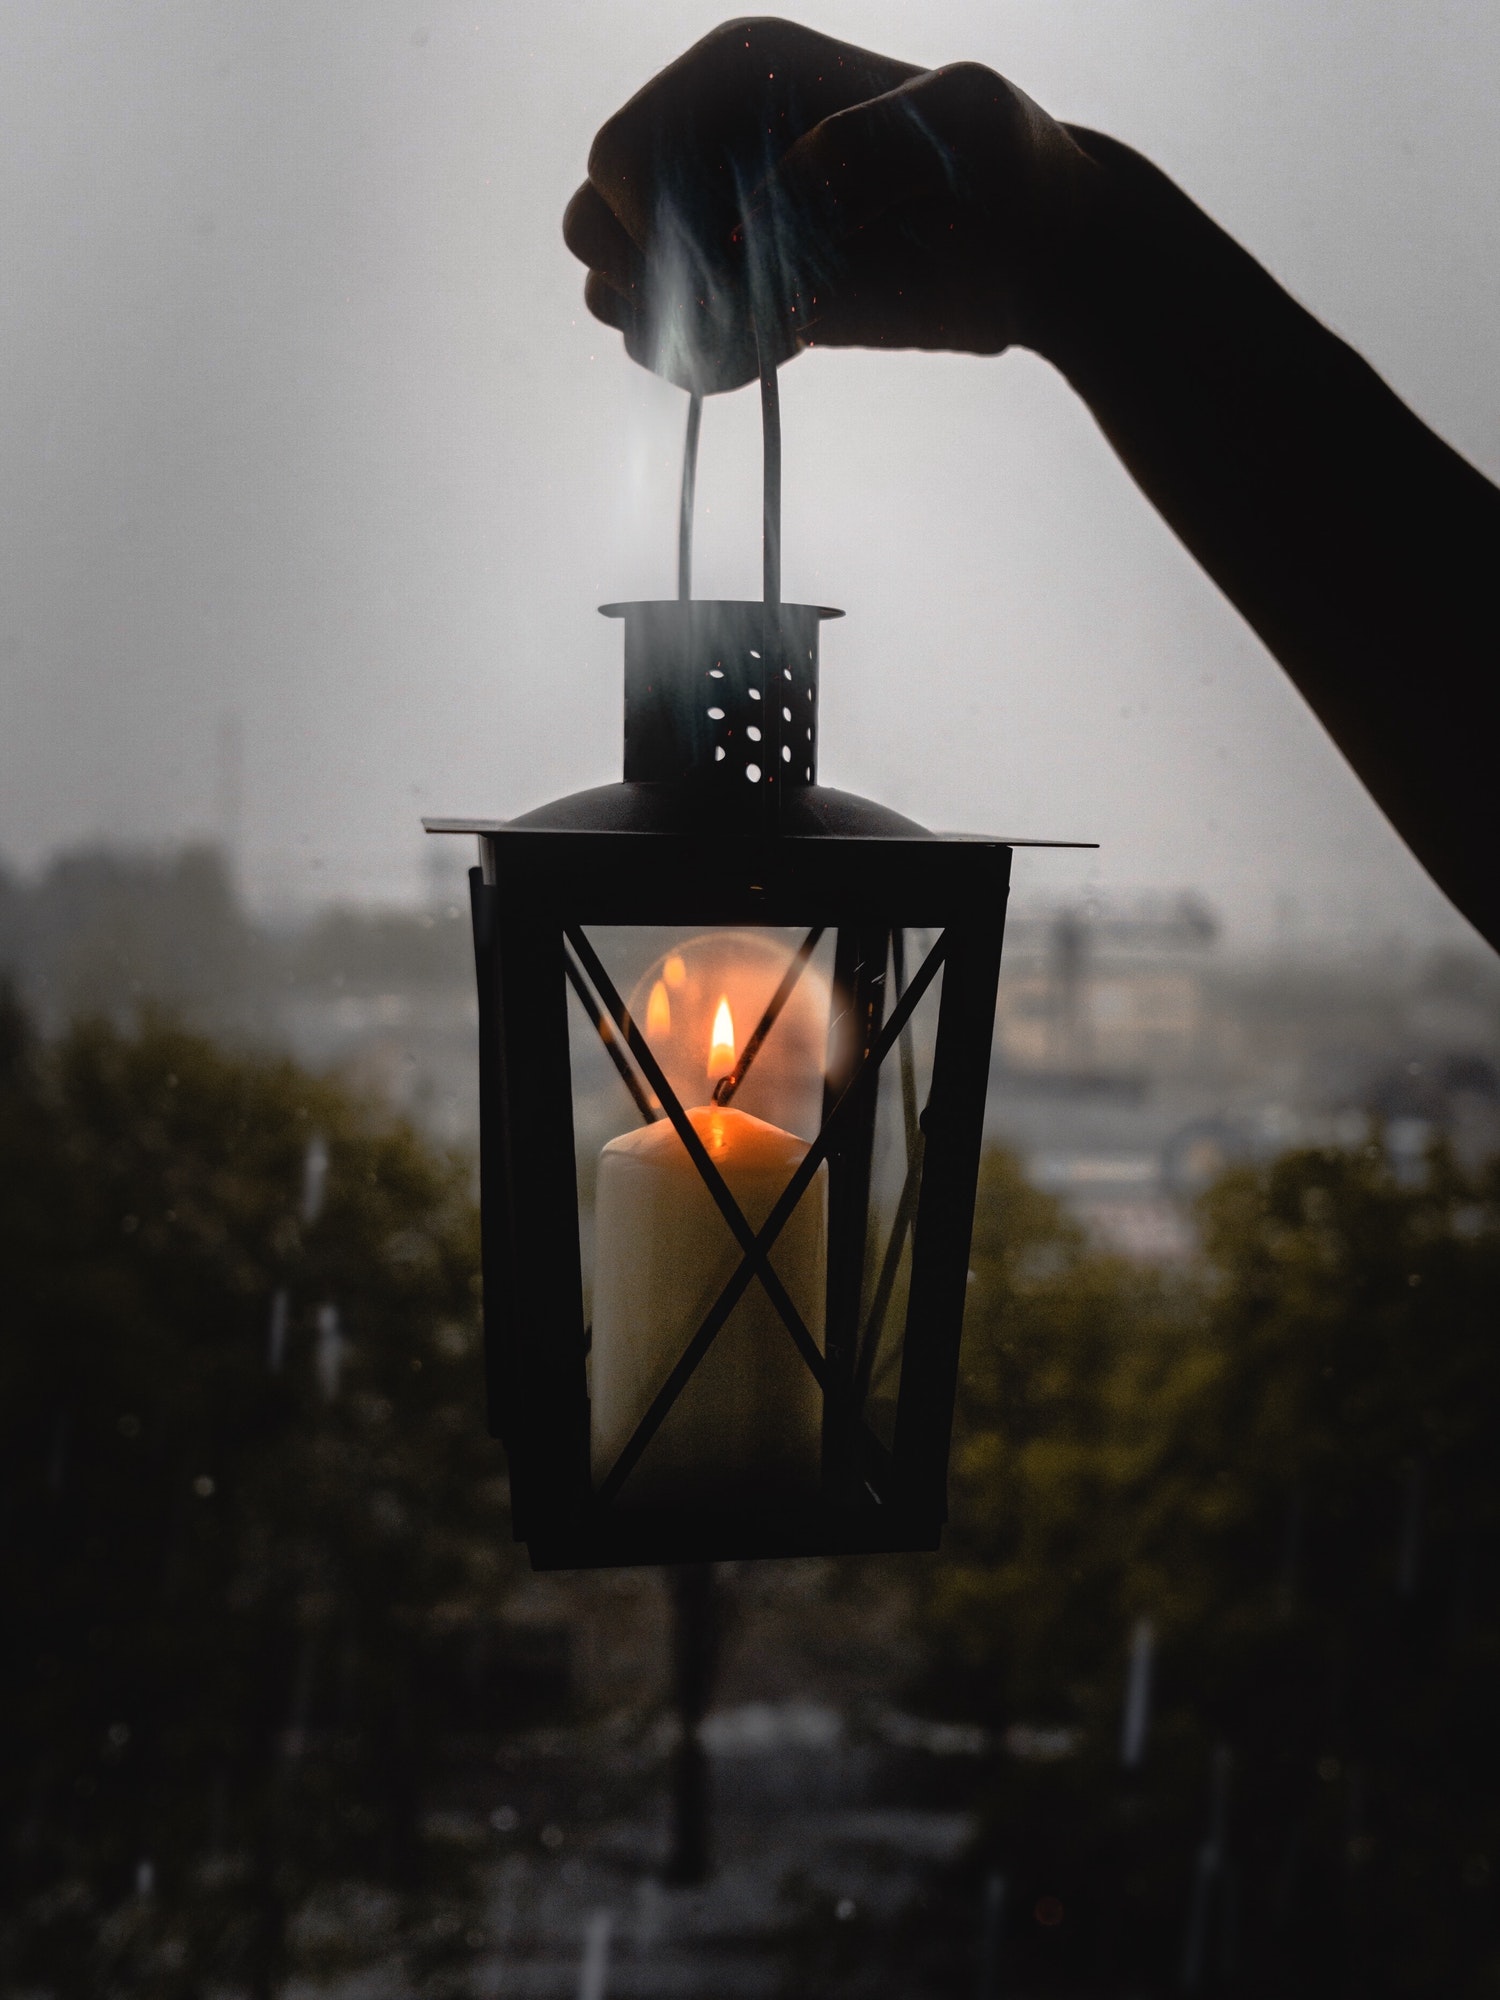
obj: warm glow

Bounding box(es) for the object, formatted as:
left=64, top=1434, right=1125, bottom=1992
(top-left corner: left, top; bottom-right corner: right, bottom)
left=624, top=931, right=832, bottom=1136
left=707, top=995, right=736, bottom=1083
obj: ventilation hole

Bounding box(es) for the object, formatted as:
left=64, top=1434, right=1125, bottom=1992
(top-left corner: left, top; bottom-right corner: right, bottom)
left=781, top=744, right=792, bottom=763
left=749, top=649, right=761, bottom=660
left=804, top=765, right=813, bottom=780
left=715, top=746, right=726, bottom=762
left=707, top=706, right=725, bottom=720
left=746, top=725, right=762, bottom=742
left=748, top=687, right=761, bottom=701
left=784, top=667, right=793, bottom=682
left=807, top=687, right=815, bottom=701
left=806, top=726, right=813, bottom=740
left=745, top=762, right=762, bottom=784
left=782, top=706, right=792, bottom=722
left=708, top=668, right=725, bottom=680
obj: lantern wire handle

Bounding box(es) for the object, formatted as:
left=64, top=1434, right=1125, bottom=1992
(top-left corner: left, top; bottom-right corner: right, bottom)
left=677, top=390, right=702, bottom=602
left=755, top=325, right=783, bottom=811
left=757, top=337, right=781, bottom=619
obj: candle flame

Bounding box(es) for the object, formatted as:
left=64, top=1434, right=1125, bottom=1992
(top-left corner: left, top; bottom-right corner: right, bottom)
left=646, top=980, right=671, bottom=1038
left=707, top=995, right=736, bottom=1084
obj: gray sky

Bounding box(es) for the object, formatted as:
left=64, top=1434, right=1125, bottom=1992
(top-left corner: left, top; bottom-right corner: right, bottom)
left=2, top=0, right=1496, bottom=950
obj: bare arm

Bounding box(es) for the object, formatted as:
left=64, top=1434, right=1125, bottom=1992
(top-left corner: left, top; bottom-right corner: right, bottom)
left=1049, top=128, right=1500, bottom=947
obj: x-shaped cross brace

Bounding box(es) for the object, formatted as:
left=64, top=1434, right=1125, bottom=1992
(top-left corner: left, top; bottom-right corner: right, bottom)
left=564, top=923, right=947, bottom=1505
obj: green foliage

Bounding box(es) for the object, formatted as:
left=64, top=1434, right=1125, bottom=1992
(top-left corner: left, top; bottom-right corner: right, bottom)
left=920, top=1143, right=1500, bottom=1994
left=0, top=1002, right=518, bottom=1996
left=932, top=1153, right=1195, bottom=1716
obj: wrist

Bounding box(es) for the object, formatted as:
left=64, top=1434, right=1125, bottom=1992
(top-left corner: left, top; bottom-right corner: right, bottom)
left=1011, top=123, right=1135, bottom=374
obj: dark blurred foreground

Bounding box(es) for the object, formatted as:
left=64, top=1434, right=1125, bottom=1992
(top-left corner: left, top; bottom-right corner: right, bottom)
left=2, top=991, right=1498, bottom=1996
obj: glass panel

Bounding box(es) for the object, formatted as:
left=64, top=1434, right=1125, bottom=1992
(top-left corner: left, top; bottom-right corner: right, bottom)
left=566, top=926, right=838, bottom=1510
left=853, top=930, right=943, bottom=1457
left=565, top=922, right=951, bottom=1509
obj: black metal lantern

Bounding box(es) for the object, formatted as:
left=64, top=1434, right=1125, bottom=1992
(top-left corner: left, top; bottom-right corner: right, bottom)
left=427, top=374, right=1087, bottom=1569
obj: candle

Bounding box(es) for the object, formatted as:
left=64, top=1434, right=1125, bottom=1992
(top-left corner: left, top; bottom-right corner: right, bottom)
left=590, top=991, right=827, bottom=1506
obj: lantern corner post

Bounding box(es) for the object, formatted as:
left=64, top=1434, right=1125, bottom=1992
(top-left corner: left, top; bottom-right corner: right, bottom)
left=480, top=857, right=593, bottom=1549
left=468, top=865, right=514, bottom=1452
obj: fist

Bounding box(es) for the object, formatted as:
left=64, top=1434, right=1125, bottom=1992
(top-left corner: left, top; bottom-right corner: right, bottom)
left=563, top=17, right=1095, bottom=392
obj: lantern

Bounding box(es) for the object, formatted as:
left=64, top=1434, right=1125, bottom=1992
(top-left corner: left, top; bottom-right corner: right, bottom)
left=426, top=374, right=1087, bottom=1568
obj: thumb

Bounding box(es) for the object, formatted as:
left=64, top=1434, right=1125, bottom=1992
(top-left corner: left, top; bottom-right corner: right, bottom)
left=755, top=65, right=1013, bottom=251
left=743, top=65, right=1065, bottom=357
left=738, top=67, right=993, bottom=345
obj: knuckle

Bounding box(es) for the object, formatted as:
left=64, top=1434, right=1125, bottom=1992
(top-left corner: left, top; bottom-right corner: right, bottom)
left=716, top=14, right=793, bottom=34
left=585, top=124, right=630, bottom=193
left=561, top=184, right=600, bottom=250
left=704, top=16, right=797, bottom=59
left=929, top=60, right=1005, bottom=105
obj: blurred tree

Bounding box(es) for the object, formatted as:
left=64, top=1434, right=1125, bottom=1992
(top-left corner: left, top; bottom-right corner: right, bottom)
left=6, top=984, right=1497, bottom=1996
left=0, top=997, right=522, bottom=1996
left=920, top=1143, right=1500, bottom=1995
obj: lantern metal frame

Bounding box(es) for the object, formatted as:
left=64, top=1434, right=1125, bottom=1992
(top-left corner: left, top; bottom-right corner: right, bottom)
left=450, top=818, right=1010, bottom=1569
left=427, top=366, right=1090, bottom=1569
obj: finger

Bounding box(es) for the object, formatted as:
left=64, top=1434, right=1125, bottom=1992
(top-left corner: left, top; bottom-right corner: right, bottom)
left=585, top=267, right=756, bottom=393
left=563, top=181, right=646, bottom=294
left=797, top=277, right=1004, bottom=358
left=584, top=269, right=640, bottom=338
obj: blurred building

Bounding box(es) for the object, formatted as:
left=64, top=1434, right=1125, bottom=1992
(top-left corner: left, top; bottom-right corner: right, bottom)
left=989, top=894, right=1500, bottom=1259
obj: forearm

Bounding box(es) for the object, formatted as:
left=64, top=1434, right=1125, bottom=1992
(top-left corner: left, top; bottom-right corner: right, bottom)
left=1039, top=129, right=1500, bottom=948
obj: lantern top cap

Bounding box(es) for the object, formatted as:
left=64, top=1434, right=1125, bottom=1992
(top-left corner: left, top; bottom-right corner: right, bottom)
left=600, top=600, right=844, bottom=622
left=609, top=596, right=836, bottom=793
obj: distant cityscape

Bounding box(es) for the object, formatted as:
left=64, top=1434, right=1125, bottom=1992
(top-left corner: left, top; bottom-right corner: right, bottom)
left=4, top=839, right=1497, bottom=1265
left=990, top=894, right=1500, bottom=1257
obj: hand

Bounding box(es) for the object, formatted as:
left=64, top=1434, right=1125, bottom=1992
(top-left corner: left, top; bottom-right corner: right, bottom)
left=563, top=17, right=1099, bottom=393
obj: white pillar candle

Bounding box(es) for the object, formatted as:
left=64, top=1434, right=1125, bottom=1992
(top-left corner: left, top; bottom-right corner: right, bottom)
left=590, top=1102, right=826, bottom=1506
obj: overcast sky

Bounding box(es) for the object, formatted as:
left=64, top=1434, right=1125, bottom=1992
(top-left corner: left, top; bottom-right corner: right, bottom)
left=2, top=0, right=1496, bottom=950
